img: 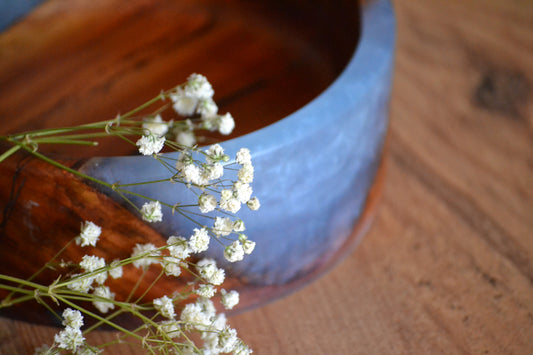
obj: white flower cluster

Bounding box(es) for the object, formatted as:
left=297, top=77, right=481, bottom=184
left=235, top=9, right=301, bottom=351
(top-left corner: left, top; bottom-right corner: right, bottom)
left=178, top=298, right=252, bottom=354
left=136, top=134, right=166, bottom=156
left=75, top=221, right=101, bottom=247
left=53, top=309, right=85, bottom=353
left=170, top=73, right=235, bottom=137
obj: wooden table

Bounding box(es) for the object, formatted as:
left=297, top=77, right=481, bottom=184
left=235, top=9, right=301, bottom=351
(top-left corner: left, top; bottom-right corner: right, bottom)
left=1, top=0, right=532, bottom=353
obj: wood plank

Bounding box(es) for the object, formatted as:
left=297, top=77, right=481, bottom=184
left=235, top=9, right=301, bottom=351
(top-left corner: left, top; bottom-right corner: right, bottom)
left=1, top=0, right=533, bottom=353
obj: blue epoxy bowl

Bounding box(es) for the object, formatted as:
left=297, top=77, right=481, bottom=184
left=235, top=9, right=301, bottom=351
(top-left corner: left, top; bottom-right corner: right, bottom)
left=0, top=0, right=395, bottom=320
left=79, top=0, right=396, bottom=308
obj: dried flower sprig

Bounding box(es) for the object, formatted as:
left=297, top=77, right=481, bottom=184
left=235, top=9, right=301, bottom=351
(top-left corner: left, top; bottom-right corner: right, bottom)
left=0, top=74, right=257, bottom=354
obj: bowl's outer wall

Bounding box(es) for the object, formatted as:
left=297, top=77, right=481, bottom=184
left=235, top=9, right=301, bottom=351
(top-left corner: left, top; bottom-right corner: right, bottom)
left=82, top=0, right=395, bottom=285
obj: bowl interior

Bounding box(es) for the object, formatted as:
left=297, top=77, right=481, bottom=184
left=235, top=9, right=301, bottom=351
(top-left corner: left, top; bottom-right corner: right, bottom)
left=0, top=0, right=360, bottom=157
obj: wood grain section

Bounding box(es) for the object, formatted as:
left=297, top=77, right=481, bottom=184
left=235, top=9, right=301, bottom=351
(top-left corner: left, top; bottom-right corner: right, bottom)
left=1, top=0, right=533, bottom=354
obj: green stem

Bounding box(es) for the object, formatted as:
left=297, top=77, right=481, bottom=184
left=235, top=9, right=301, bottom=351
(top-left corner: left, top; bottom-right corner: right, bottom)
left=0, top=144, right=21, bottom=163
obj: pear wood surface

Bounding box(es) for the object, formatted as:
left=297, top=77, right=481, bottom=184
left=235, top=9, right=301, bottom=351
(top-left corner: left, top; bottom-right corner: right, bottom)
left=1, top=0, right=533, bottom=354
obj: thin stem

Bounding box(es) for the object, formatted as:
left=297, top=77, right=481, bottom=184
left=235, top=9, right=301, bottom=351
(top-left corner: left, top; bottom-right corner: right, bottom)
left=0, top=144, right=21, bottom=163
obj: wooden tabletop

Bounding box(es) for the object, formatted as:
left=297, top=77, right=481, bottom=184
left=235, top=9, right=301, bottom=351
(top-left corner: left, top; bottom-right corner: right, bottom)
left=1, top=0, right=533, bottom=354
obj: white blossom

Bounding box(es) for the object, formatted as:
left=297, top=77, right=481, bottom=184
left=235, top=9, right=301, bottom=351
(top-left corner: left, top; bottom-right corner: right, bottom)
left=158, top=320, right=181, bottom=339
left=242, top=238, right=256, bottom=254
left=196, top=284, right=216, bottom=298
left=188, top=227, right=210, bottom=253
left=197, top=98, right=218, bottom=117
left=136, top=135, right=165, bottom=155
left=162, top=256, right=182, bottom=277
left=176, top=130, right=196, bottom=147
left=167, top=236, right=191, bottom=259
left=233, top=181, right=252, bottom=203
left=154, top=295, right=176, bottom=319
left=140, top=200, right=163, bottom=223
left=233, top=219, right=245, bottom=232
left=131, top=243, right=161, bottom=269
left=75, top=221, right=101, bottom=247
left=54, top=326, right=85, bottom=352
left=196, top=258, right=225, bottom=285
left=219, top=196, right=241, bottom=214
left=62, top=308, right=84, bottom=329
left=238, top=164, right=254, bottom=183
left=92, top=286, right=115, bottom=314
left=79, top=255, right=107, bottom=285
left=220, top=289, right=239, bottom=310
left=247, top=197, right=261, bottom=211
left=198, top=193, right=217, bottom=213
left=235, top=148, right=251, bottom=165
left=143, top=114, right=168, bottom=137
left=218, top=113, right=235, bottom=135
left=205, top=144, right=225, bottom=163
left=66, top=273, right=93, bottom=293
left=224, top=241, right=245, bottom=263
left=180, top=302, right=210, bottom=330
left=172, top=95, right=198, bottom=116
left=184, top=73, right=214, bottom=100
left=233, top=340, right=253, bottom=355
left=108, top=260, right=123, bottom=279
left=216, top=326, right=238, bottom=353
left=213, top=217, right=233, bottom=237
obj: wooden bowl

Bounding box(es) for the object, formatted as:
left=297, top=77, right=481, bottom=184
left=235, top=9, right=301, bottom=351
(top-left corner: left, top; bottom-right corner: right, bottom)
left=0, top=0, right=395, bottom=326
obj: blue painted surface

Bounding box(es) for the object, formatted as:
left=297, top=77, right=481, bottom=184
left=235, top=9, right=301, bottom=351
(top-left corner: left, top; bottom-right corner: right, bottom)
left=0, top=0, right=45, bottom=31
left=82, top=0, right=396, bottom=285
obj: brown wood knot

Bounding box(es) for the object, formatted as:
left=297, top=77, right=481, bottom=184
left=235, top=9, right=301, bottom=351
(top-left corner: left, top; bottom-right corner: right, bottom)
left=473, top=68, right=531, bottom=120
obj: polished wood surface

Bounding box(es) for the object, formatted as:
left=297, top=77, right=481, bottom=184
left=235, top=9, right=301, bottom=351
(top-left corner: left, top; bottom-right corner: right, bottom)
left=1, top=0, right=533, bottom=353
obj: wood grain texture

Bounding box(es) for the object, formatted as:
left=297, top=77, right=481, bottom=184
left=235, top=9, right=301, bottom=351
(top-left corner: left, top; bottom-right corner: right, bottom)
left=1, top=0, right=533, bottom=354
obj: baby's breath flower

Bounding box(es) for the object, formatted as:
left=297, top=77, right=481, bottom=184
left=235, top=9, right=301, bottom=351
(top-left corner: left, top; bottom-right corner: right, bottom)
left=79, top=255, right=107, bottom=285
left=188, top=227, right=210, bottom=253
left=238, top=163, right=254, bottom=183
left=205, top=144, right=225, bottom=163
left=220, top=289, right=239, bottom=310
left=197, top=98, right=218, bottom=117
left=233, top=340, right=254, bottom=355
left=233, top=219, right=245, bottom=232
left=236, top=148, right=252, bottom=165
left=131, top=243, right=161, bottom=269
left=180, top=302, right=209, bottom=330
left=196, top=258, right=225, bottom=285
left=247, top=197, right=261, bottom=211
left=218, top=113, right=235, bottom=135
left=66, top=273, right=93, bottom=293
left=185, top=73, right=214, bottom=100
left=142, top=114, right=168, bottom=137
left=233, top=181, right=253, bottom=203
left=242, top=238, right=256, bottom=255
left=216, top=326, right=238, bottom=353
left=92, top=286, right=115, bottom=314
left=181, top=163, right=202, bottom=185
left=198, top=193, right=217, bottom=213
left=54, top=326, right=85, bottom=353
left=62, top=308, right=84, bottom=329
left=108, top=260, right=123, bottom=279
left=172, top=95, right=198, bottom=116
left=154, top=295, right=176, bottom=319
left=224, top=241, right=245, bottom=263
left=167, top=235, right=191, bottom=259
left=140, top=200, right=163, bottom=223
left=196, top=283, right=216, bottom=299
left=213, top=217, right=233, bottom=237
left=176, top=130, right=196, bottom=147
left=202, top=162, right=224, bottom=181
left=162, top=256, right=182, bottom=277
left=158, top=320, right=181, bottom=339
left=75, top=221, right=101, bottom=247
left=220, top=196, right=241, bottom=214
left=136, top=134, right=165, bottom=156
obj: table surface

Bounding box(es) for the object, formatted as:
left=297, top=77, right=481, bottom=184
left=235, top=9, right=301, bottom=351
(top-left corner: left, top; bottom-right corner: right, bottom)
left=1, top=0, right=533, bottom=354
